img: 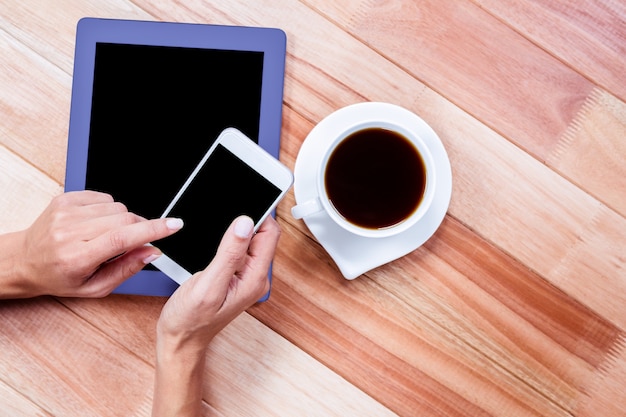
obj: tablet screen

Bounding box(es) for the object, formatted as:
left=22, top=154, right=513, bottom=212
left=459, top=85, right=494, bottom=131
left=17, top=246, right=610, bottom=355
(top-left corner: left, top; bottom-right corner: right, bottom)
left=85, top=43, right=265, bottom=220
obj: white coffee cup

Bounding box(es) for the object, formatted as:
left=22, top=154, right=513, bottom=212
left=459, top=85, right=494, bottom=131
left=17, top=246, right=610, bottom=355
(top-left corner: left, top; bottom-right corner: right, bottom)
left=291, top=119, right=436, bottom=238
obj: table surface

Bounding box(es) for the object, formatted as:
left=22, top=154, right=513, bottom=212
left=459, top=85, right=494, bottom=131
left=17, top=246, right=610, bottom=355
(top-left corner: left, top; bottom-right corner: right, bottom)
left=1, top=1, right=625, bottom=416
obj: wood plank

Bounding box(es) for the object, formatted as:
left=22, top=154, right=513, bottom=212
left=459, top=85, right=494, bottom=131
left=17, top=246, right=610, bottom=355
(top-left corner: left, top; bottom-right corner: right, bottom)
left=414, top=88, right=626, bottom=329
left=474, top=0, right=626, bottom=102
left=0, top=297, right=155, bottom=416
left=61, top=296, right=398, bottom=416
left=304, top=0, right=594, bottom=160
left=0, top=144, right=62, bottom=233
left=266, top=106, right=626, bottom=415
left=0, top=0, right=153, bottom=74
left=268, top=102, right=625, bottom=415
left=0, top=27, right=70, bottom=183
left=0, top=378, right=53, bottom=417
left=130, top=0, right=429, bottom=122
left=306, top=0, right=626, bottom=219
left=547, top=88, right=626, bottom=215
left=576, top=342, right=626, bottom=417
left=282, top=92, right=626, bottom=333
left=254, top=214, right=626, bottom=416
left=270, top=115, right=626, bottom=416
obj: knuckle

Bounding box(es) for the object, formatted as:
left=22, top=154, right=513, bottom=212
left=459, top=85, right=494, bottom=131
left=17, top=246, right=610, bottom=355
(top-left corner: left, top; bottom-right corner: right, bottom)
left=50, top=193, right=68, bottom=208
left=151, top=219, right=166, bottom=237
left=108, top=230, right=128, bottom=252
left=112, top=201, right=129, bottom=214
left=49, top=209, right=69, bottom=226
left=119, top=211, right=137, bottom=226
left=49, top=227, right=69, bottom=245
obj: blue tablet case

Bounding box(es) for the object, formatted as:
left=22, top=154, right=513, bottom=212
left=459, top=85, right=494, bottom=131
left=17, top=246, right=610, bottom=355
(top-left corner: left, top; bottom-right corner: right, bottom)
left=65, top=18, right=286, bottom=298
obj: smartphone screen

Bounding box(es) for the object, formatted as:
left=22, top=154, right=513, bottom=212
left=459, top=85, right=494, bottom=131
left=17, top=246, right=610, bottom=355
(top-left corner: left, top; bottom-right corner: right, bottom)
left=154, top=143, right=282, bottom=274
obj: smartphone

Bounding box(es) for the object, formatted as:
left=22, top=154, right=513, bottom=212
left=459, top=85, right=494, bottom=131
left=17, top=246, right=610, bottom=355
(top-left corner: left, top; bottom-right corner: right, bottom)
left=151, top=127, right=293, bottom=286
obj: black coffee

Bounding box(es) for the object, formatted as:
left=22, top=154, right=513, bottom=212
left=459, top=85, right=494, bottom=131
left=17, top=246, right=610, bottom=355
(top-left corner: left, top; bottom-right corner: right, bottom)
left=324, top=128, right=426, bottom=230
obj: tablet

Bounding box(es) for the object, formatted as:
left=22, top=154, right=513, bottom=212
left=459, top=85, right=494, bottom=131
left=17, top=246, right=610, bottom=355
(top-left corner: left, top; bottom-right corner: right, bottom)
left=64, top=18, right=287, bottom=298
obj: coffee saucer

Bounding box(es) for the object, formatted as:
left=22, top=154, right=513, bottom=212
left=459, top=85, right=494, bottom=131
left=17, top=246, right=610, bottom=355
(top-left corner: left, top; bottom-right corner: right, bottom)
left=292, top=102, right=452, bottom=279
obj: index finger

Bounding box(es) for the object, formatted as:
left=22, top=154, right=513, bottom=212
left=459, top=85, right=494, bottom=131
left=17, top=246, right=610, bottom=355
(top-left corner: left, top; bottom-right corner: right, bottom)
left=246, top=216, right=281, bottom=268
left=86, top=217, right=184, bottom=263
left=63, top=190, right=115, bottom=205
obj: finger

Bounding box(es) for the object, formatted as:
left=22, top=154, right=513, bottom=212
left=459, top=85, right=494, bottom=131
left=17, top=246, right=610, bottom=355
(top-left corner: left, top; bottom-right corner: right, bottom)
left=61, top=190, right=115, bottom=206
left=76, top=201, right=130, bottom=219
left=195, top=216, right=255, bottom=296
left=228, top=217, right=280, bottom=301
left=79, top=245, right=163, bottom=298
left=55, top=204, right=133, bottom=236
left=203, top=216, right=280, bottom=308
left=86, top=217, right=184, bottom=264
left=243, top=216, right=281, bottom=272
left=47, top=192, right=125, bottom=226
left=248, top=216, right=281, bottom=261
left=55, top=210, right=144, bottom=243
left=75, top=211, right=144, bottom=241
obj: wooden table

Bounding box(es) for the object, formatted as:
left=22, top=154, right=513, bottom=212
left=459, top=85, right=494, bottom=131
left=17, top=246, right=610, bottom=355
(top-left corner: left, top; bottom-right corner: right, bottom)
left=1, top=1, right=625, bottom=416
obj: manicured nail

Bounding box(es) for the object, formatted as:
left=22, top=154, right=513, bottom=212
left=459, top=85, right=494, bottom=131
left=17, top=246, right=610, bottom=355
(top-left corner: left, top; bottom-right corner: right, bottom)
left=234, top=216, right=254, bottom=238
left=142, top=253, right=161, bottom=264
left=166, top=218, right=184, bottom=230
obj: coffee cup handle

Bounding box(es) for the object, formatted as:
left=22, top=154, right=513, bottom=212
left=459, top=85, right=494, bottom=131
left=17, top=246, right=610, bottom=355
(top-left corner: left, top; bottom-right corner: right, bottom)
left=291, top=198, right=324, bottom=219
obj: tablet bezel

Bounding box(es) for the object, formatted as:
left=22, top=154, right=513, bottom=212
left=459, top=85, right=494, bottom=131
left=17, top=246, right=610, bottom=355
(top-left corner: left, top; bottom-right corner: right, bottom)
left=64, top=18, right=287, bottom=298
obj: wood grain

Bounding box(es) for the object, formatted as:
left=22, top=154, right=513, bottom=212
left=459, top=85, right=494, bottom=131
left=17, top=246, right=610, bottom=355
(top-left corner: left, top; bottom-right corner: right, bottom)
left=308, top=0, right=626, bottom=221
left=306, top=0, right=594, bottom=159
left=547, top=89, right=626, bottom=215
left=61, top=296, right=397, bottom=417
left=0, top=27, right=70, bottom=184
left=474, top=0, right=626, bottom=102
left=1, top=0, right=625, bottom=416
left=0, top=378, right=52, bottom=417
left=0, top=297, right=154, bottom=416
left=0, top=0, right=151, bottom=74
left=254, top=212, right=626, bottom=416
left=0, top=145, right=62, bottom=233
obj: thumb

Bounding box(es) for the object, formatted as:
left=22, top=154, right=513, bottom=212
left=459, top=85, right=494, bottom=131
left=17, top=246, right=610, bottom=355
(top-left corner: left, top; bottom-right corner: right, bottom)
left=81, top=245, right=162, bottom=297
left=195, top=216, right=255, bottom=295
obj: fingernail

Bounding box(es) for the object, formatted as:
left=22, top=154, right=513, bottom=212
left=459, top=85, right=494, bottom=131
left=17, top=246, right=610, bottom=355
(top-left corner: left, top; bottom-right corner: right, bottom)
left=166, top=218, right=184, bottom=230
left=142, top=253, right=161, bottom=264
left=234, top=216, right=254, bottom=238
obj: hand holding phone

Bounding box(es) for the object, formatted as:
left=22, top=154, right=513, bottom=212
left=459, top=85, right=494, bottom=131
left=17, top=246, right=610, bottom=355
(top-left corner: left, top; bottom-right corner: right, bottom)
left=151, top=128, right=293, bottom=285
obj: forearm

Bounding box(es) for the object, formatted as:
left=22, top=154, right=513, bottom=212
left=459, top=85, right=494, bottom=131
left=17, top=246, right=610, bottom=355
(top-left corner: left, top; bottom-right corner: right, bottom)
left=152, top=337, right=207, bottom=417
left=0, top=230, right=38, bottom=299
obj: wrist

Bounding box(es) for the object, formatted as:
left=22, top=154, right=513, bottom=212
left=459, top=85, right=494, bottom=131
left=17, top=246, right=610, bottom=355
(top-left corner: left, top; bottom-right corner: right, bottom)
left=156, top=313, right=217, bottom=359
left=156, top=331, right=208, bottom=365
left=153, top=329, right=208, bottom=417
left=0, top=231, right=41, bottom=299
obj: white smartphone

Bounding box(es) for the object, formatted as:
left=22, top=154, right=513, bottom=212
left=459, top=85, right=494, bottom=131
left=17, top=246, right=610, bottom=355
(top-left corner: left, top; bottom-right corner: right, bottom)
left=151, top=127, right=293, bottom=286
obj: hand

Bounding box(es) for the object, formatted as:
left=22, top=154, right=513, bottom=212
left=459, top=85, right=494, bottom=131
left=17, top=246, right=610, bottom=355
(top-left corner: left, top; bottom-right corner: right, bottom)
left=157, top=215, right=279, bottom=353
left=8, top=190, right=183, bottom=298
left=152, top=215, right=280, bottom=417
